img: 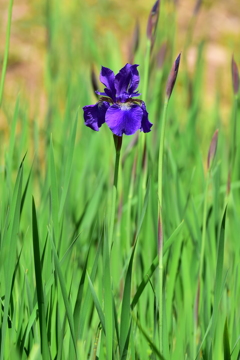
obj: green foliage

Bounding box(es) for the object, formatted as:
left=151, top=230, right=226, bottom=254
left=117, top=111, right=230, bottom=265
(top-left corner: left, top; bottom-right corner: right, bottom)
left=0, top=1, right=240, bottom=359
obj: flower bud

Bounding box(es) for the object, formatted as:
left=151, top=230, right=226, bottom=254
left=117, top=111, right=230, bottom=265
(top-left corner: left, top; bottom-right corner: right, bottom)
left=146, top=0, right=160, bottom=49
left=166, top=53, right=181, bottom=100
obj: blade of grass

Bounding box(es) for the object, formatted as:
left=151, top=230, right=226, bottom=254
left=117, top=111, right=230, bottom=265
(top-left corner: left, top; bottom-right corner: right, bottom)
left=103, top=227, right=113, bottom=360
left=131, top=220, right=184, bottom=310
left=73, top=241, right=91, bottom=338
left=87, top=273, right=106, bottom=334
left=0, top=0, right=14, bottom=106
left=223, top=319, right=231, bottom=360
left=58, top=109, right=78, bottom=221
left=50, top=137, right=60, bottom=243
left=49, top=230, right=78, bottom=359
left=119, top=246, right=136, bottom=359
left=0, top=159, right=23, bottom=360
left=21, top=236, right=79, bottom=352
left=132, top=313, right=166, bottom=360
left=79, top=234, right=102, bottom=338
left=211, top=205, right=227, bottom=338
left=32, top=197, right=51, bottom=360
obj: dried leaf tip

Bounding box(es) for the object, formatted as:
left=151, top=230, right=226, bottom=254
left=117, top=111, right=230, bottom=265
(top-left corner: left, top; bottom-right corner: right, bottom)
left=146, top=0, right=160, bottom=45
left=231, top=56, right=239, bottom=95
left=207, top=129, right=219, bottom=170
left=166, top=53, right=181, bottom=100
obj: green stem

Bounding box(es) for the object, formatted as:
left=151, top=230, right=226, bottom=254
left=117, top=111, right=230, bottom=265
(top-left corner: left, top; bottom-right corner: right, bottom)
left=109, top=136, right=122, bottom=246
left=142, top=39, right=151, bottom=101
left=138, top=37, right=151, bottom=179
left=198, top=170, right=210, bottom=312
left=230, top=95, right=238, bottom=177
left=0, top=0, right=14, bottom=106
left=113, top=147, right=121, bottom=189
left=157, top=98, right=168, bottom=354
left=158, top=100, right=168, bottom=206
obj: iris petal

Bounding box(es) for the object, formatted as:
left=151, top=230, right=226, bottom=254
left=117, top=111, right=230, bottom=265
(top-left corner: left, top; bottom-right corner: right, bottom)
left=83, top=101, right=109, bottom=131
left=83, top=64, right=152, bottom=136
left=128, top=65, right=140, bottom=94
left=140, top=102, right=153, bottom=133
left=100, top=66, right=116, bottom=101
left=115, top=64, right=140, bottom=99
left=105, top=104, right=143, bottom=136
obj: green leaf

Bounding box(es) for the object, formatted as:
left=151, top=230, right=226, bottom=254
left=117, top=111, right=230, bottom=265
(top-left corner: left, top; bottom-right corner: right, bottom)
left=119, top=245, right=136, bottom=359
left=131, top=220, right=184, bottom=310
left=132, top=313, right=166, bottom=360
left=87, top=273, right=106, bottom=334
left=58, top=110, right=78, bottom=221
left=223, top=319, right=231, bottom=360
left=49, top=230, right=78, bottom=359
left=32, top=197, right=51, bottom=360
left=0, top=160, right=23, bottom=360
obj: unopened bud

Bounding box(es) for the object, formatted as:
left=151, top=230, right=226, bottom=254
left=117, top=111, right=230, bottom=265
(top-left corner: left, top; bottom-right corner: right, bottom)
left=166, top=53, right=181, bottom=100
left=146, top=0, right=160, bottom=49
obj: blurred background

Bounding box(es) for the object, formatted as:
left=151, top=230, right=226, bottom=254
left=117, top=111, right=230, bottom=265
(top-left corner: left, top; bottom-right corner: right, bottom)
left=0, top=0, right=240, bottom=131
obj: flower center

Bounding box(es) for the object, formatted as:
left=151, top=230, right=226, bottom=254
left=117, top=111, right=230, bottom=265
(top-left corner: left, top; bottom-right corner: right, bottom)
left=119, top=102, right=131, bottom=110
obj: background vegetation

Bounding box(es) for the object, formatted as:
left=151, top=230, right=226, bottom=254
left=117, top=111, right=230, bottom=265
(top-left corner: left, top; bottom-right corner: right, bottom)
left=0, top=0, right=240, bottom=359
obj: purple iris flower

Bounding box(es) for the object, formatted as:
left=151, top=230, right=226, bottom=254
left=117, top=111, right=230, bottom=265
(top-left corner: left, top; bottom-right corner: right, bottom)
left=83, top=64, right=153, bottom=136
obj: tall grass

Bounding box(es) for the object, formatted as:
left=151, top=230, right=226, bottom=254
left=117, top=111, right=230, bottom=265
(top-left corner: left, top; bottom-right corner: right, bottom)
left=0, top=1, right=240, bottom=359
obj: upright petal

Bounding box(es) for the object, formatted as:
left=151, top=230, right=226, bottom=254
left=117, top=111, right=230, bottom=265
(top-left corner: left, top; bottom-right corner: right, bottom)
left=128, top=64, right=140, bottom=94
left=105, top=103, right=143, bottom=136
left=83, top=101, right=109, bottom=131
left=99, top=66, right=116, bottom=101
left=115, top=64, right=140, bottom=99
left=140, top=102, right=153, bottom=133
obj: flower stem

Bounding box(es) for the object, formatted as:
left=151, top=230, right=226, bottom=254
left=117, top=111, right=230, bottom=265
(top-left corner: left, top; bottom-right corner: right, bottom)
left=109, top=135, right=122, bottom=246
left=157, top=98, right=168, bottom=354
left=199, top=170, right=210, bottom=297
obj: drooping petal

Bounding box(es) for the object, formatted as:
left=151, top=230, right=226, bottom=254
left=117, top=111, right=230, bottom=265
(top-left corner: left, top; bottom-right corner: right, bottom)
left=99, top=66, right=116, bottom=101
left=140, top=102, right=153, bottom=133
left=105, top=103, right=143, bottom=136
left=83, top=101, right=109, bottom=131
left=115, top=64, right=140, bottom=99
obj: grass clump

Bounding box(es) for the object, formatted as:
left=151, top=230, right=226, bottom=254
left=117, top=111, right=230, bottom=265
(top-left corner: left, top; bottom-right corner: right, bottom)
left=0, top=1, right=240, bottom=359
